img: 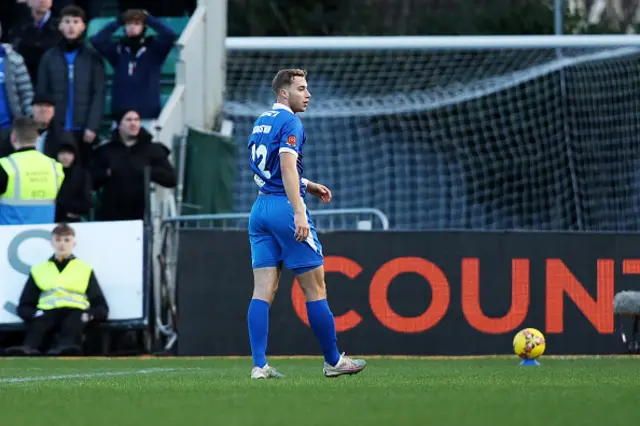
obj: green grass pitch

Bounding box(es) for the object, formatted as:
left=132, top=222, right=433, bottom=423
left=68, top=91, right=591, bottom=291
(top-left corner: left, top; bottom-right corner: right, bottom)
left=0, top=356, right=638, bottom=426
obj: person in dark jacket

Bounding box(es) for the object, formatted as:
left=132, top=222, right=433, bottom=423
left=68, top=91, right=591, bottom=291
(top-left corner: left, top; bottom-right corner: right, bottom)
left=55, top=132, right=91, bottom=222
left=32, top=93, right=63, bottom=158
left=6, top=223, right=109, bottom=357
left=91, top=108, right=177, bottom=221
left=9, top=0, right=62, bottom=86
left=0, top=94, right=62, bottom=158
left=36, top=5, right=105, bottom=167
left=90, top=9, right=177, bottom=123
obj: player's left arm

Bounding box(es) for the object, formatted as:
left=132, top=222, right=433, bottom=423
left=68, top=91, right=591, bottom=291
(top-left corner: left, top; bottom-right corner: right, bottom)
left=304, top=179, right=332, bottom=204
left=280, top=121, right=332, bottom=204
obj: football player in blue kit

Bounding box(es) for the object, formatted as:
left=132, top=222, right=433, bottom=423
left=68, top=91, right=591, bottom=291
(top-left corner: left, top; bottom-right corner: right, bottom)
left=247, top=69, right=367, bottom=379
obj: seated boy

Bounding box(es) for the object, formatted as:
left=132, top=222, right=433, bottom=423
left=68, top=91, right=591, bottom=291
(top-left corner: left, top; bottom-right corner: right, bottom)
left=6, top=223, right=109, bottom=356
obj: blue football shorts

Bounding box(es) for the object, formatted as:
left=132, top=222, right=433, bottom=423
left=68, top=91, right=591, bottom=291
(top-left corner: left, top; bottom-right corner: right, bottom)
left=249, top=194, right=323, bottom=274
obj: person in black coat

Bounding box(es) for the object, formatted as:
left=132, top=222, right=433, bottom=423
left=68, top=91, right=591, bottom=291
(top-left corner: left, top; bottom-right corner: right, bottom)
left=35, top=5, right=105, bottom=167
left=0, top=94, right=61, bottom=159
left=9, top=0, right=62, bottom=86
left=90, top=108, right=177, bottom=221
left=32, top=93, right=63, bottom=158
left=55, top=132, right=92, bottom=222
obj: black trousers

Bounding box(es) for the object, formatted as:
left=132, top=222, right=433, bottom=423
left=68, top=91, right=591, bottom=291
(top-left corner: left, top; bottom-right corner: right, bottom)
left=23, top=308, right=86, bottom=351
left=70, top=130, right=95, bottom=168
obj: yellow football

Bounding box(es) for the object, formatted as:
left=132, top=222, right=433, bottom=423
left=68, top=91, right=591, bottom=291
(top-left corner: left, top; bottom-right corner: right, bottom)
left=513, top=328, right=546, bottom=360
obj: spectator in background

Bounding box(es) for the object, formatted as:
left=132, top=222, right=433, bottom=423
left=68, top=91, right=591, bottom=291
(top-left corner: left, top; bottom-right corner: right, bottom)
left=0, top=23, right=34, bottom=157
left=6, top=223, right=108, bottom=356
left=32, top=94, right=62, bottom=157
left=0, top=117, right=64, bottom=225
left=10, top=0, right=62, bottom=87
left=91, top=9, right=177, bottom=129
left=91, top=109, right=176, bottom=222
left=55, top=132, right=91, bottom=222
left=1, top=94, right=59, bottom=158
left=36, top=5, right=105, bottom=167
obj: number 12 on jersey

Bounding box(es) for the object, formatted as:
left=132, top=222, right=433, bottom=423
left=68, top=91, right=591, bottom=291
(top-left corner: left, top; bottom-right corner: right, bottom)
left=251, top=143, right=272, bottom=179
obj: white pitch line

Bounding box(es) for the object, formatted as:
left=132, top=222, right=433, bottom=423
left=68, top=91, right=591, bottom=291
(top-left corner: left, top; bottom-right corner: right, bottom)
left=0, top=367, right=184, bottom=384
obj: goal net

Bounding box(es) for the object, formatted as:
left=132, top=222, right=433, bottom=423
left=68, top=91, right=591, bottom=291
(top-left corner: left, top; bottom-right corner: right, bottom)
left=223, top=39, right=640, bottom=231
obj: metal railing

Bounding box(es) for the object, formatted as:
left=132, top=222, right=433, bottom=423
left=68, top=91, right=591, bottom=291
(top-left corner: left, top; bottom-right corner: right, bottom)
left=152, top=208, right=388, bottom=351
left=163, top=208, right=390, bottom=231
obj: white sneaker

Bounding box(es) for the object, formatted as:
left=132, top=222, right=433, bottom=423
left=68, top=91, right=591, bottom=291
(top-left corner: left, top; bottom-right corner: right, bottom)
left=323, top=353, right=367, bottom=378
left=250, top=364, right=285, bottom=379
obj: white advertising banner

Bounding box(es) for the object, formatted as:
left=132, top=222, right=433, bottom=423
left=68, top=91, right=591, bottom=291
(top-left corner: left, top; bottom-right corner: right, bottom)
left=0, top=220, right=145, bottom=325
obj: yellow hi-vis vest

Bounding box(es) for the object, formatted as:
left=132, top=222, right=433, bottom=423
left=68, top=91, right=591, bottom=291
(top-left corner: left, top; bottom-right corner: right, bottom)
left=0, top=150, right=64, bottom=225
left=31, top=259, right=92, bottom=311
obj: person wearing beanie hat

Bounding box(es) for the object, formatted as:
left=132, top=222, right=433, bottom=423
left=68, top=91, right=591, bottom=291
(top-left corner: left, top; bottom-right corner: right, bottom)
left=90, top=109, right=176, bottom=221
left=35, top=5, right=105, bottom=168
left=54, top=131, right=91, bottom=223
left=112, top=108, right=135, bottom=127
left=90, top=9, right=177, bottom=122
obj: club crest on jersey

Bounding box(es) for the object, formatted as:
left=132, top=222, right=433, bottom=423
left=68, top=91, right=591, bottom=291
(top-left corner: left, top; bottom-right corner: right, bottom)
left=286, top=135, right=297, bottom=147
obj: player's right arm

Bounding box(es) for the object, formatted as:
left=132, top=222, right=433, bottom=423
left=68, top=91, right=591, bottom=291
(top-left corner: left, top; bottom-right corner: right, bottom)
left=279, top=119, right=309, bottom=242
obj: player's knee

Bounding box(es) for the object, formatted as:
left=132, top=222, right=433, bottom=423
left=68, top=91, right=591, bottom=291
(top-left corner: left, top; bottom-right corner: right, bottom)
left=252, top=267, right=280, bottom=303
left=253, top=280, right=279, bottom=303
left=253, top=286, right=277, bottom=303
left=296, top=266, right=326, bottom=302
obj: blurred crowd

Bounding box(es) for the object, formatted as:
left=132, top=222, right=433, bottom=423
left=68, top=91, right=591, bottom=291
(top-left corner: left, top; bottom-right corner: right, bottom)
left=0, top=0, right=182, bottom=226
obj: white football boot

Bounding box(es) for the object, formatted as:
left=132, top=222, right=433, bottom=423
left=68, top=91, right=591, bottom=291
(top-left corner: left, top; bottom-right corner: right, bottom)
left=250, top=364, right=285, bottom=379
left=323, top=353, right=367, bottom=378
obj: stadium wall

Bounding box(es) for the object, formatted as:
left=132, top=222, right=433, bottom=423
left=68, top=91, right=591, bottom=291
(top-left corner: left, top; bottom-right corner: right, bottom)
left=176, top=230, right=640, bottom=356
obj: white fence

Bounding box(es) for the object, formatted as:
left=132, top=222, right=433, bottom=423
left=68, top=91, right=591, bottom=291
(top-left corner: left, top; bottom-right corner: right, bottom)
left=153, top=0, right=227, bottom=150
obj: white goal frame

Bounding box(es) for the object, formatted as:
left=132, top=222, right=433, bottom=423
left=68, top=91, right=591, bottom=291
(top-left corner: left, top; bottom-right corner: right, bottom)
left=226, top=34, right=640, bottom=51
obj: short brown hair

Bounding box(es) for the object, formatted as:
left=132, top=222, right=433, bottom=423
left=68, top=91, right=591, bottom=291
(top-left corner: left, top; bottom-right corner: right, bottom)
left=271, top=69, right=307, bottom=96
left=60, top=5, right=86, bottom=22
left=12, top=116, right=40, bottom=145
left=52, top=223, right=75, bottom=237
left=122, top=9, right=146, bottom=24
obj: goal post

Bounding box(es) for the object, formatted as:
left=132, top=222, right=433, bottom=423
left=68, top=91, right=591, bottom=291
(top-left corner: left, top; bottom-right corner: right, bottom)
left=223, top=35, right=640, bottom=231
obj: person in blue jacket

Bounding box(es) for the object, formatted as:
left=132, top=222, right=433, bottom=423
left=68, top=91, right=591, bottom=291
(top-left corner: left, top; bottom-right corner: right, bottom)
left=90, top=9, right=177, bottom=130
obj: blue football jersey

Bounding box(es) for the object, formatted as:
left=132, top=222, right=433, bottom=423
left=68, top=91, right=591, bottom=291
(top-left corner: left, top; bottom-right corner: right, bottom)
left=248, top=103, right=307, bottom=197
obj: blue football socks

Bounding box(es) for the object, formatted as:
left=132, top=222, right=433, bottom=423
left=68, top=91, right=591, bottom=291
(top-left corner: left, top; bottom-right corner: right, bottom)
left=306, top=299, right=341, bottom=366
left=248, top=299, right=270, bottom=368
